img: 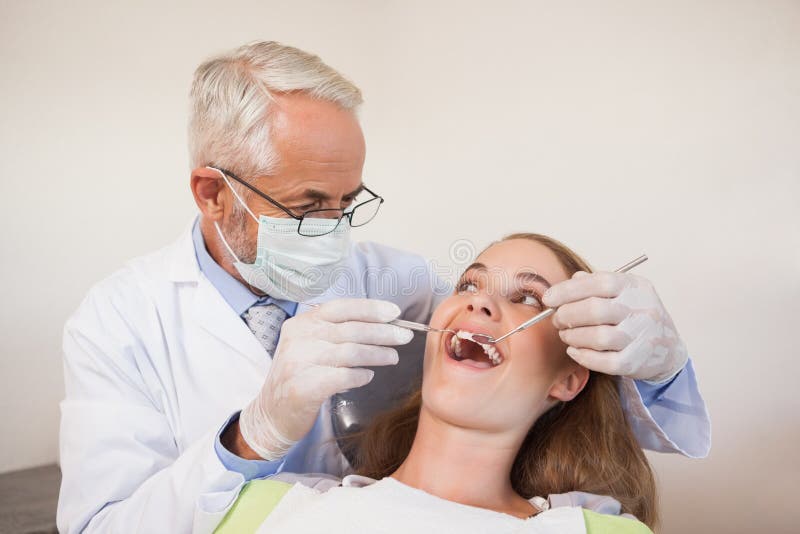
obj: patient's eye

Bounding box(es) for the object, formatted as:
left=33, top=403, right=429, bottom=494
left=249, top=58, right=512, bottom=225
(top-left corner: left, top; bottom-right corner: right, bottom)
left=511, top=290, right=543, bottom=309
left=456, top=279, right=479, bottom=294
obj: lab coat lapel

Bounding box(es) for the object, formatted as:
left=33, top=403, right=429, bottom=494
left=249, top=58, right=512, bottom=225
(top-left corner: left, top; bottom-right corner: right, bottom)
left=169, top=218, right=267, bottom=364
left=191, top=275, right=267, bottom=364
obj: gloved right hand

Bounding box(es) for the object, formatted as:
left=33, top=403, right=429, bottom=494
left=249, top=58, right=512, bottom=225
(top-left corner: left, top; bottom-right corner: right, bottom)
left=238, top=298, right=413, bottom=460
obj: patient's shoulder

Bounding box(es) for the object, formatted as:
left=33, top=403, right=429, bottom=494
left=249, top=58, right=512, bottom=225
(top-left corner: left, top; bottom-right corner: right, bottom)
left=270, top=471, right=343, bottom=492
left=582, top=509, right=653, bottom=534
left=214, top=479, right=293, bottom=534
left=214, top=473, right=344, bottom=533
left=546, top=491, right=652, bottom=533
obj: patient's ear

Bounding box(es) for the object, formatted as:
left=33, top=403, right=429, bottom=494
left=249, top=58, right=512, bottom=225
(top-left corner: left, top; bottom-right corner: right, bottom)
left=548, top=364, right=590, bottom=402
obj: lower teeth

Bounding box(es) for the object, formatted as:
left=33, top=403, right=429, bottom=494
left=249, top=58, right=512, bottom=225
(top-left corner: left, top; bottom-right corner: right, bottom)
left=450, top=334, right=502, bottom=366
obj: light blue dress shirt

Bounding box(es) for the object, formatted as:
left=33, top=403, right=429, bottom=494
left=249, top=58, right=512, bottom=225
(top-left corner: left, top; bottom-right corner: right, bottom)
left=193, top=221, right=705, bottom=481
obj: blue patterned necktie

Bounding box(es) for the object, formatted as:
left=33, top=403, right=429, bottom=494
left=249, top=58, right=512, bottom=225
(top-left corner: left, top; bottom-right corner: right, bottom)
left=242, top=304, right=288, bottom=356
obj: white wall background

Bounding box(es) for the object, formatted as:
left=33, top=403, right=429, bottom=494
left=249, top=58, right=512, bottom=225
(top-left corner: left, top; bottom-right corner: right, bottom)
left=1, top=1, right=797, bottom=532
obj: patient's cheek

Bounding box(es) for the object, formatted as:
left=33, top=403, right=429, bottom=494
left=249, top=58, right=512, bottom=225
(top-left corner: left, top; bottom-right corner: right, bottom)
left=429, top=299, right=456, bottom=328
left=422, top=334, right=438, bottom=371
left=518, top=330, right=567, bottom=377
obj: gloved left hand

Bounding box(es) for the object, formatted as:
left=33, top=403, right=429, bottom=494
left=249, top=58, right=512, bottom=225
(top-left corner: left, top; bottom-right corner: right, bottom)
left=542, top=271, right=688, bottom=383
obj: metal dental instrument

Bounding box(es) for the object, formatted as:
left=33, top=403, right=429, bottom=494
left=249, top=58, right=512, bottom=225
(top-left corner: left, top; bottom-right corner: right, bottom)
left=304, top=303, right=455, bottom=335
left=305, top=254, right=646, bottom=341
left=468, top=254, right=649, bottom=345
left=387, top=318, right=455, bottom=336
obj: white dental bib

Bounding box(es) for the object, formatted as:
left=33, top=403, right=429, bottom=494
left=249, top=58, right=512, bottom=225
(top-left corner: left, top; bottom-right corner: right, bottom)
left=255, top=475, right=587, bottom=534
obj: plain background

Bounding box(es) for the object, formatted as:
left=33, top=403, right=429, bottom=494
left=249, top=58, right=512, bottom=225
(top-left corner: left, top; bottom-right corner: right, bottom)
left=1, top=1, right=797, bottom=532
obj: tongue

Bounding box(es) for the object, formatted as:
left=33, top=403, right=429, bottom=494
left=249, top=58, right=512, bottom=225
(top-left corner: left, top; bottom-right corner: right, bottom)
left=459, top=338, right=494, bottom=367
left=459, top=358, right=493, bottom=369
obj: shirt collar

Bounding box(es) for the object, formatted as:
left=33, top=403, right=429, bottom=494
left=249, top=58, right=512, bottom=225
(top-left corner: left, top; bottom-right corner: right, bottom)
left=192, top=218, right=298, bottom=318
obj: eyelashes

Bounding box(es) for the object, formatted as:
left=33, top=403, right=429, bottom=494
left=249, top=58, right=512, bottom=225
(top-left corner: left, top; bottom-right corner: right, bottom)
left=455, top=279, right=478, bottom=293
left=455, top=275, right=544, bottom=309
left=510, top=291, right=544, bottom=309
left=290, top=197, right=356, bottom=213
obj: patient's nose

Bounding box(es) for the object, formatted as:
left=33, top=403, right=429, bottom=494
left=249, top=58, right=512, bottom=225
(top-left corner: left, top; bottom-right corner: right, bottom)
left=466, top=293, right=498, bottom=319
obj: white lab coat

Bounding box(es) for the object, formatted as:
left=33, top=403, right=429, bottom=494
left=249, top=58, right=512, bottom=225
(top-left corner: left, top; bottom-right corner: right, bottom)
left=57, top=223, right=440, bottom=533
left=57, top=223, right=690, bottom=534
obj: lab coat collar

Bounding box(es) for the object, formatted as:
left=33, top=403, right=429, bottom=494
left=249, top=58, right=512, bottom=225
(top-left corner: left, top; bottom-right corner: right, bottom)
left=190, top=218, right=297, bottom=318
left=164, top=216, right=350, bottom=360
left=168, top=217, right=203, bottom=283
left=191, top=272, right=267, bottom=363
left=167, top=217, right=266, bottom=363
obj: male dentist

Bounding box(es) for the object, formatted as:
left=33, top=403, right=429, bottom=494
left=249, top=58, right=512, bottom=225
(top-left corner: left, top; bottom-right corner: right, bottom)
left=57, top=41, right=709, bottom=533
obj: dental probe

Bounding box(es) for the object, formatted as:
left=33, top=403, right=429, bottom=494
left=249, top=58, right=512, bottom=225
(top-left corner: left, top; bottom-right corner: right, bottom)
left=304, top=303, right=454, bottom=335
left=468, top=254, right=649, bottom=345
left=387, top=318, right=455, bottom=335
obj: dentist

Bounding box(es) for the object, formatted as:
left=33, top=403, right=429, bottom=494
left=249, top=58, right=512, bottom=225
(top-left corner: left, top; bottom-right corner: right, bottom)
left=57, top=41, right=709, bottom=533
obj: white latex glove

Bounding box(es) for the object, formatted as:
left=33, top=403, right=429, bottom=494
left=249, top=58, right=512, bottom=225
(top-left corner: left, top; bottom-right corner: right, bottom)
left=239, top=298, right=413, bottom=460
left=542, top=271, right=688, bottom=383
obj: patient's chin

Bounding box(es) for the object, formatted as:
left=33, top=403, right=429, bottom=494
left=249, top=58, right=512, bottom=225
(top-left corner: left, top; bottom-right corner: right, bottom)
left=421, top=366, right=550, bottom=435
left=421, top=381, right=510, bottom=432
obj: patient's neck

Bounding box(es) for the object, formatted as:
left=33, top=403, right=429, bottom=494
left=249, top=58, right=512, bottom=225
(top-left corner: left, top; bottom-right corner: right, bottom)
left=390, top=406, right=533, bottom=518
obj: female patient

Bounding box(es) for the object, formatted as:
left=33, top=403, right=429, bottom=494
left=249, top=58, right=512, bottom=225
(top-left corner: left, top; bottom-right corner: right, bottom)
left=213, top=233, right=657, bottom=533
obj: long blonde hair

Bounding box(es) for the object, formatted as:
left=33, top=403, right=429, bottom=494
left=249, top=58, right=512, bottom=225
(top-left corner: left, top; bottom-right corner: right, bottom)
left=347, top=233, right=659, bottom=528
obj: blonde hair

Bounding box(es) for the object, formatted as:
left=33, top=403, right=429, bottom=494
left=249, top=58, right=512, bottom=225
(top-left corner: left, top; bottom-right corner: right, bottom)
left=348, top=233, right=659, bottom=528
left=188, top=41, right=363, bottom=178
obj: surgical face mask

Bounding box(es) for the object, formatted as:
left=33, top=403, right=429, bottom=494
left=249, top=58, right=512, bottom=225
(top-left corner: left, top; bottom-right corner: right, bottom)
left=211, top=169, right=351, bottom=302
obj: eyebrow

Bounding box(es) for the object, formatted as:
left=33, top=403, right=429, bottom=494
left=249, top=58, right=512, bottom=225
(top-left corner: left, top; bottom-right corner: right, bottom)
left=516, top=270, right=552, bottom=289
left=462, top=262, right=488, bottom=275
left=303, top=184, right=365, bottom=202
left=462, top=262, right=552, bottom=289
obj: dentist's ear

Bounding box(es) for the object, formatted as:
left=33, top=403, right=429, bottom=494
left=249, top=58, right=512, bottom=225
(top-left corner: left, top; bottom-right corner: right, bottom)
left=190, top=167, right=227, bottom=220
left=548, top=363, right=590, bottom=402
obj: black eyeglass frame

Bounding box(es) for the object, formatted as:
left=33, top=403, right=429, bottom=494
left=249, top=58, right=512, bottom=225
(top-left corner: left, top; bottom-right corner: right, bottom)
left=212, top=167, right=384, bottom=237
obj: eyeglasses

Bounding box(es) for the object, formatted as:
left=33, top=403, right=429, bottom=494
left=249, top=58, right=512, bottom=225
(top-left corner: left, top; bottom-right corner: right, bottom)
left=213, top=167, right=384, bottom=237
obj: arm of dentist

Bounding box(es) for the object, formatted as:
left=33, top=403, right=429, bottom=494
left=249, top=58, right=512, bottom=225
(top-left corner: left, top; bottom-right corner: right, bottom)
left=58, top=293, right=410, bottom=534
left=222, top=298, right=412, bottom=461
left=542, top=271, right=711, bottom=458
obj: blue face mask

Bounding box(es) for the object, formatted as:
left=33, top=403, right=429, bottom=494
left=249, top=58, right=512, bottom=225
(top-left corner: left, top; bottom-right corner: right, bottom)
left=211, top=169, right=351, bottom=302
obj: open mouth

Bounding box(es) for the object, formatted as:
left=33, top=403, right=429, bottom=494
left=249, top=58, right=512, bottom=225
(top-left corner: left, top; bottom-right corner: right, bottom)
left=445, top=330, right=504, bottom=368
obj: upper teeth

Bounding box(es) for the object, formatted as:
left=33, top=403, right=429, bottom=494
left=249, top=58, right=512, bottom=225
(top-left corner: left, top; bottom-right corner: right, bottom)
left=450, top=331, right=503, bottom=366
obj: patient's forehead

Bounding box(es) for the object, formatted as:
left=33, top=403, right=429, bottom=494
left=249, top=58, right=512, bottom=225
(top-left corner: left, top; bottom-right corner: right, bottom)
left=476, top=239, right=570, bottom=287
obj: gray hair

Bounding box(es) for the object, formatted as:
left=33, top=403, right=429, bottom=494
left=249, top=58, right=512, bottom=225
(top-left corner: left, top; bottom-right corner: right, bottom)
left=188, top=41, right=363, bottom=179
